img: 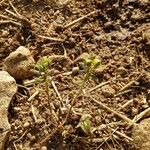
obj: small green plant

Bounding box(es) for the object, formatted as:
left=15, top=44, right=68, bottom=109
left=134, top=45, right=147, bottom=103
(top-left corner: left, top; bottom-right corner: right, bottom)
left=35, top=56, right=52, bottom=110
left=83, top=54, right=101, bottom=84
left=63, top=54, right=101, bottom=124
left=76, top=114, right=92, bottom=135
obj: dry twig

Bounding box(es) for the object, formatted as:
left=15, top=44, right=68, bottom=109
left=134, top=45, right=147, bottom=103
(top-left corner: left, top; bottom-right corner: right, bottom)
left=89, top=80, right=111, bottom=93
left=132, top=107, right=150, bottom=123
left=23, top=79, right=36, bottom=86
left=8, top=0, right=21, bottom=18
left=117, top=99, right=133, bottom=111
left=31, top=105, right=38, bottom=122
left=0, top=20, right=21, bottom=26
left=5, top=9, right=19, bottom=18
left=28, top=89, right=39, bottom=101
left=109, top=128, right=133, bottom=141
left=91, top=97, right=134, bottom=124
left=0, top=14, right=15, bottom=20
left=51, top=81, right=63, bottom=105
left=37, top=35, right=64, bottom=42
left=64, top=10, right=99, bottom=28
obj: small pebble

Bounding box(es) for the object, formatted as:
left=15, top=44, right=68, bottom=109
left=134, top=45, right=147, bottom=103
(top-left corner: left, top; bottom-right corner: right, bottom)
left=23, top=122, right=30, bottom=128
left=54, top=100, right=61, bottom=109
left=13, top=107, right=21, bottom=112
left=72, top=66, right=79, bottom=75
left=53, top=69, right=60, bottom=75
left=2, top=30, right=9, bottom=37
left=41, top=146, right=47, bottom=150
left=94, top=66, right=105, bottom=76
left=116, top=66, right=128, bottom=76
left=36, top=119, right=45, bottom=124
left=27, top=133, right=32, bottom=139
left=31, top=135, right=36, bottom=141
left=95, top=116, right=101, bottom=124
left=101, top=85, right=116, bottom=97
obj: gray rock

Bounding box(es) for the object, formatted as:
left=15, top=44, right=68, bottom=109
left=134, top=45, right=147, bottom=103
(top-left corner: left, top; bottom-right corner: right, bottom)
left=132, top=118, right=150, bottom=150
left=4, top=46, right=35, bottom=79
left=0, top=71, right=17, bottom=150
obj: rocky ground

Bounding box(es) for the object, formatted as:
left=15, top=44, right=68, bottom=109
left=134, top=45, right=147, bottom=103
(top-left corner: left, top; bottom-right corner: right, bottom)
left=0, top=0, right=150, bottom=150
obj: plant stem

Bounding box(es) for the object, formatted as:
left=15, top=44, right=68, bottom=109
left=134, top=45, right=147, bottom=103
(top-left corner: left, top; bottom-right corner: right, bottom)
left=44, top=72, right=52, bottom=113
left=62, top=66, right=92, bottom=125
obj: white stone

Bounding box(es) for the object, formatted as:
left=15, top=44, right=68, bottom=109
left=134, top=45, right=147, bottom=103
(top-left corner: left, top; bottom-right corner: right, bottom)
left=0, top=71, right=17, bottom=150
left=0, top=71, right=17, bottom=108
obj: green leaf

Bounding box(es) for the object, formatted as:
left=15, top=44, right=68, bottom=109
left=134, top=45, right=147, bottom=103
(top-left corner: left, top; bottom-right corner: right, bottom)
left=35, top=56, right=51, bottom=72
left=92, top=58, right=101, bottom=69
left=77, top=114, right=91, bottom=135
left=83, top=54, right=101, bottom=70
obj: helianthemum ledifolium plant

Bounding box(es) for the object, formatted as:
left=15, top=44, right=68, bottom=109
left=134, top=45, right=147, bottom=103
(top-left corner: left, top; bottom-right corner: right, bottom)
left=35, top=56, right=52, bottom=110
left=63, top=54, right=101, bottom=125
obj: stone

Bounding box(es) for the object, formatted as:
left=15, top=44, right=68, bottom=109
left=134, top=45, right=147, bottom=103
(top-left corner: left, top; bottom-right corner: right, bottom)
left=41, top=146, right=47, bottom=150
left=0, top=71, right=17, bottom=108
left=4, top=46, right=35, bottom=79
left=132, top=118, right=150, bottom=150
left=23, top=122, right=30, bottom=128
left=72, top=66, right=79, bottom=75
left=0, top=108, right=10, bottom=150
left=101, top=85, right=115, bottom=97
left=94, top=66, right=106, bottom=76
left=142, top=28, right=150, bottom=45
left=116, top=66, right=128, bottom=76
left=0, top=71, right=17, bottom=150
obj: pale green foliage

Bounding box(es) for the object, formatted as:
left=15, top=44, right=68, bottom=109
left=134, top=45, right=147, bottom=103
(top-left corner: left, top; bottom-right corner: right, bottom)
left=75, top=55, right=100, bottom=134
left=77, top=114, right=92, bottom=135
left=35, top=56, right=52, bottom=111
left=83, top=54, right=101, bottom=72
left=81, top=54, right=101, bottom=84
left=35, top=56, right=51, bottom=82
left=35, top=56, right=50, bottom=73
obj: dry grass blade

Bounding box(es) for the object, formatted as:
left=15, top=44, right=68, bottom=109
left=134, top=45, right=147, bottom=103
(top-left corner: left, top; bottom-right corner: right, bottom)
left=89, top=80, right=111, bottom=93
left=51, top=81, right=63, bottom=106
left=31, top=105, right=38, bottom=122
left=0, top=14, right=15, bottom=20
left=117, top=99, right=133, bottom=111
left=132, top=107, right=150, bottom=123
left=28, top=89, right=39, bottom=101
left=109, top=128, right=133, bottom=141
left=64, top=10, right=99, bottom=28
left=0, top=20, right=22, bottom=26
left=37, top=35, right=64, bottom=42
left=5, top=9, right=19, bottom=18
left=96, top=127, right=119, bottom=150
left=8, top=0, right=21, bottom=18
left=91, top=97, right=134, bottom=124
